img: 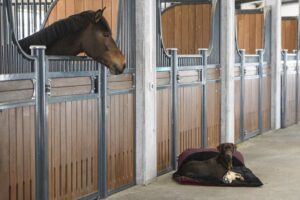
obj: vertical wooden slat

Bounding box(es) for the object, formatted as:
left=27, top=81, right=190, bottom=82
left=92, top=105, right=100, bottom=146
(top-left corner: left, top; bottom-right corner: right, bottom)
left=23, top=107, right=31, bottom=200
left=0, top=110, right=9, bottom=200
left=66, top=102, right=72, bottom=199
left=174, top=6, right=182, bottom=53
left=9, top=109, right=17, bottom=200
left=16, top=107, right=24, bottom=200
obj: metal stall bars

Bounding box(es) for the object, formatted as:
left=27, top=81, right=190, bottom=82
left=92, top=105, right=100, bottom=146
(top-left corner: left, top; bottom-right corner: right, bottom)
left=235, top=7, right=272, bottom=142
left=156, top=0, right=220, bottom=175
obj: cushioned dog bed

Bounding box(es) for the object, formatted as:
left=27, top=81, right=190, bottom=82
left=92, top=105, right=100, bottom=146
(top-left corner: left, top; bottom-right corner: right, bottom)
left=173, top=148, right=263, bottom=187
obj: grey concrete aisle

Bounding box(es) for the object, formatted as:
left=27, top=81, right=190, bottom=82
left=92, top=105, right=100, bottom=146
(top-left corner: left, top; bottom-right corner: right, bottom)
left=108, top=124, right=300, bottom=200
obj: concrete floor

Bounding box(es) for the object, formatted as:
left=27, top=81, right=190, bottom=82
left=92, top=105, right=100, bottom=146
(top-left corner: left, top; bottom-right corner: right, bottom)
left=108, top=124, right=300, bottom=200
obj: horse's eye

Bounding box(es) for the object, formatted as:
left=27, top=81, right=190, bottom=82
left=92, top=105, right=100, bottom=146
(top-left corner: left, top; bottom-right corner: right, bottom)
left=103, top=32, right=110, bottom=37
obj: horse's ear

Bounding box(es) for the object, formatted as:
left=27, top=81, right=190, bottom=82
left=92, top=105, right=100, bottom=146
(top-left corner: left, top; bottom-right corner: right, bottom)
left=95, top=7, right=106, bottom=23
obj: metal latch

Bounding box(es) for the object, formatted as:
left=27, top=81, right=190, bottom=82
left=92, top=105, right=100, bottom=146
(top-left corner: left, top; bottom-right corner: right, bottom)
left=45, top=79, right=52, bottom=96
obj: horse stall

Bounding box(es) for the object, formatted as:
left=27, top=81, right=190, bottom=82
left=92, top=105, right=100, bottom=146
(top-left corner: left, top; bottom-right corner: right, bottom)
left=281, top=17, right=300, bottom=128
left=156, top=0, right=221, bottom=174
left=234, top=9, right=272, bottom=142
left=0, top=0, right=135, bottom=199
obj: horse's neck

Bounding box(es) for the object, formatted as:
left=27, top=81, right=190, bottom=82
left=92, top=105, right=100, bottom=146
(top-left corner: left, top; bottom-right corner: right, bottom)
left=46, top=32, right=83, bottom=56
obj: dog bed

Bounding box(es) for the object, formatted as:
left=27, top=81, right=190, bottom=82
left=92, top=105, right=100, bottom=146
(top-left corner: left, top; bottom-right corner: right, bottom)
left=173, top=148, right=263, bottom=187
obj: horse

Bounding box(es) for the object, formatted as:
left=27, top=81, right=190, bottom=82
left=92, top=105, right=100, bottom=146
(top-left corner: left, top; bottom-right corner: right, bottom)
left=18, top=8, right=125, bottom=75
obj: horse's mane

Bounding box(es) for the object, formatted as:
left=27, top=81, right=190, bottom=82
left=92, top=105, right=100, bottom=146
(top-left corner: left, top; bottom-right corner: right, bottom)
left=18, top=10, right=95, bottom=54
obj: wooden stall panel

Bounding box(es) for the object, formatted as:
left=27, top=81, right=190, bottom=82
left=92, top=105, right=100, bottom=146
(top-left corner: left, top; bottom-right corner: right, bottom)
left=0, top=80, right=34, bottom=103
left=177, top=85, right=202, bottom=154
left=47, top=0, right=119, bottom=38
left=207, top=82, right=221, bottom=148
left=108, top=74, right=133, bottom=91
left=157, top=88, right=172, bottom=174
left=162, top=3, right=212, bottom=54
left=107, top=93, right=134, bottom=191
left=234, top=80, right=241, bottom=142
left=244, top=78, right=259, bottom=134
left=263, top=75, right=271, bottom=130
left=237, top=13, right=264, bottom=54
left=299, top=71, right=300, bottom=122
left=285, top=73, right=297, bottom=126
left=282, top=19, right=298, bottom=53
left=50, top=77, right=92, bottom=97
left=48, top=100, right=98, bottom=199
left=0, top=106, right=36, bottom=200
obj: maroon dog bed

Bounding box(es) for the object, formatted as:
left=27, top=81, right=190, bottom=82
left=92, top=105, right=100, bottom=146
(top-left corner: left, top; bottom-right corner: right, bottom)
left=173, top=148, right=263, bottom=187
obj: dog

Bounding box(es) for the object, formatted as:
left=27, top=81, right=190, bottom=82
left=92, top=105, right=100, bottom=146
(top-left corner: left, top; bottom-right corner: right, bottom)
left=180, top=143, right=244, bottom=183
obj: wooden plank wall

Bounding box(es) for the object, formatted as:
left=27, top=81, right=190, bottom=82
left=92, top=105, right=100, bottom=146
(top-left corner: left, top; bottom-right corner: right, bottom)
left=47, top=0, right=119, bottom=39
left=177, top=85, right=202, bottom=154
left=282, top=18, right=298, bottom=53
left=107, top=93, right=135, bottom=192
left=161, top=3, right=212, bottom=54
left=285, top=73, right=297, bottom=126
left=0, top=106, right=36, bottom=200
left=157, top=88, right=172, bottom=174
left=244, top=77, right=259, bottom=134
left=234, top=66, right=271, bottom=140
left=262, top=75, right=271, bottom=130
left=48, top=100, right=98, bottom=199
left=107, top=74, right=135, bottom=192
left=234, top=80, right=241, bottom=142
left=206, top=70, right=221, bottom=147
left=298, top=71, right=300, bottom=122
left=236, top=13, right=264, bottom=54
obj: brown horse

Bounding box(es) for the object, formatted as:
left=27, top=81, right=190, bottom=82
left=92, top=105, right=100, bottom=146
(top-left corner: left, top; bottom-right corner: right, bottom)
left=18, top=8, right=125, bottom=75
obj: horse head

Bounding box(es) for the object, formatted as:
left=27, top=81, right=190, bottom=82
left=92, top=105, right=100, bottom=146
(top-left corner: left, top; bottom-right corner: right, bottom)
left=81, top=8, right=126, bottom=75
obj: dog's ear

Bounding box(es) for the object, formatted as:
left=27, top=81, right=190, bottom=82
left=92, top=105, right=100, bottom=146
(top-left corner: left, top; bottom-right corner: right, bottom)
left=232, top=144, right=237, bottom=152
left=217, top=144, right=223, bottom=152
left=95, top=7, right=106, bottom=23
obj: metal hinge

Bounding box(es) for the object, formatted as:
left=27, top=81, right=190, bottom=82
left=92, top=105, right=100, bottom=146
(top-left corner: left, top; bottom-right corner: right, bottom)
left=91, top=76, right=98, bottom=94
left=32, top=79, right=36, bottom=99
left=45, top=79, right=52, bottom=96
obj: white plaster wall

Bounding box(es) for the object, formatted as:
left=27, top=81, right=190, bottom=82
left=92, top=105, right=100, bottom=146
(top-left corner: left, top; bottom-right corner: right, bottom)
left=281, top=3, right=299, bottom=17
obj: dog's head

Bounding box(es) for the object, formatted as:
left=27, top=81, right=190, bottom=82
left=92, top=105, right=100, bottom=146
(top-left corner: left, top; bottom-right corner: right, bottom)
left=217, top=143, right=237, bottom=164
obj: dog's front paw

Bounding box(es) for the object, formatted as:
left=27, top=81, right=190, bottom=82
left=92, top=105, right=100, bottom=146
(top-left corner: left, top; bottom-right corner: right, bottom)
left=222, top=172, right=233, bottom=184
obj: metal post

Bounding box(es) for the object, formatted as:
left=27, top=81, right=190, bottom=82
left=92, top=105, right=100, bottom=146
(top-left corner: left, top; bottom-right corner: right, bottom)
left=257, top=49, right=264, bottom=133
left=239, top=49, right=246, bottom=141
left=169, top=48, right=178, bottom=170
left=200, top=49, right=208, bottom=148
left=281, top=49, right=288, bottom=128
left=99, top=65, right=107, bottom=198
left=31, top=45, right=48, bottom=200
left=296, top=50, right=299, bottom=124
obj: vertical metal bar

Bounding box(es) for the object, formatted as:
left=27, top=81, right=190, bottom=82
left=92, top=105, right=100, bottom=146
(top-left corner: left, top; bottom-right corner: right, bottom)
left=257, top=49, right=264, bottom=133
left=14, top=0, right=18, bottom=39
left=33, top=0, right=36, bottom=32
left=31, top=45, right=48, bottom=200
left=27, top=0, right=30, bottom=36
left=296, top=50, right=299, bottom=124
left=99, top=65, right=107, bottom=198
left=21, top=0, right=24, bottom=38
left=239, top=49, right=246, bottom=141
left=169, top=48, right=178, bottom=170
left=281, top=50, right=288, bottom=128
left=200, top=48, right=207, bottom=148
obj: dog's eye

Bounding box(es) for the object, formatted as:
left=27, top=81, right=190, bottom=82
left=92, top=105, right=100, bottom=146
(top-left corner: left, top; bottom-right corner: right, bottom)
left=103, top=32, right=111, bottom=37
